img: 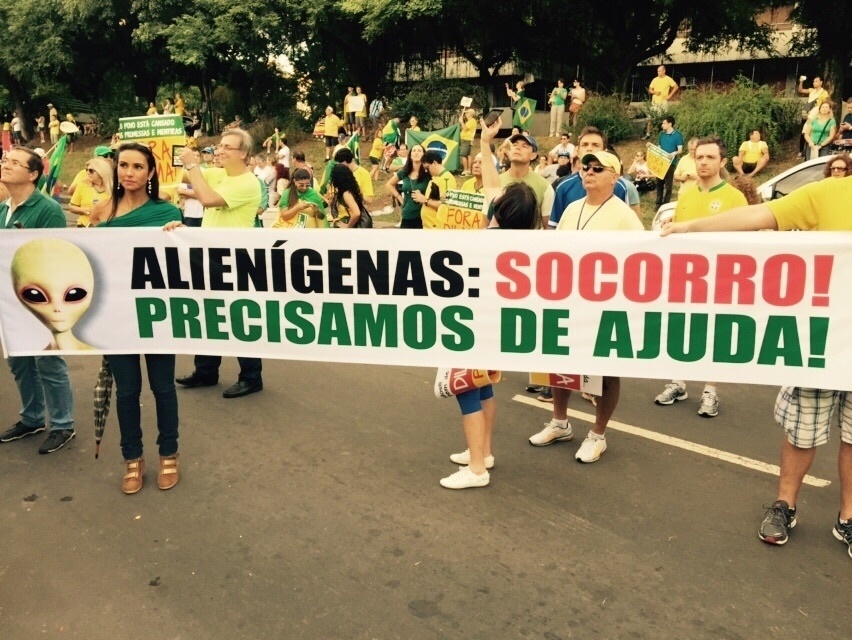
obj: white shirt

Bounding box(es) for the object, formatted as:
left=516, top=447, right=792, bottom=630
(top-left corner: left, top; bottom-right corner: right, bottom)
left=277, top=145, right=290, bottom=168
left=11, top=117, right=21, bottom=132
left=549, top=142, right=575, bottom=159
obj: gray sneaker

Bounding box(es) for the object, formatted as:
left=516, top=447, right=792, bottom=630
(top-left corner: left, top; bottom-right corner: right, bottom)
left=0, top=421, right=46, bottom=442
left=832, top=514, right=852, bottom=559
left=654, top=383, right=688, bottom=406
left=759, top=500, right=797, bottom=545
left=38, top=429, right=75, bottom=454
left=697, top=391, right=719, bottom=417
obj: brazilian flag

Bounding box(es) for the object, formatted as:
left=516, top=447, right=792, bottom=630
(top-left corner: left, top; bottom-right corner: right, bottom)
left=39, top=134, right=68, bottom=195
left=406, top=124, right=461, bottom=172
left=346, top=132, right=361, bottom=165
left=513, top=97, right=537, bottom=130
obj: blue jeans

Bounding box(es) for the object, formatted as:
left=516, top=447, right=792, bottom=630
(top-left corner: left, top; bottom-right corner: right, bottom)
left=8, top=356, right=74, bottom=432
left=107, top=354, right=179, bottom=460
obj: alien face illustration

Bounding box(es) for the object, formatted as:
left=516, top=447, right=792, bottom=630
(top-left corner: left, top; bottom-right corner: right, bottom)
left=11, top=238, right=94, bottom=337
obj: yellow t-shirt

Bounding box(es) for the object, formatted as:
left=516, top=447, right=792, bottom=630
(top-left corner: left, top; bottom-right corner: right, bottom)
left=461, top=118, right=477, bottom=141
left=353, top=166, right=374, bottom=198
left=674, top=155, right=697, bottom=194
left=174, top=98, right=185, bottom=116
left=69, top=169, right=87, bottom=190
left=49, top=119, right=60, bottom=134
left=461, top=178, right=483, bottom=193
left=369, top=137, right=384, bottom=160
left=421, top=170, right=457, bottom=229
left=739, top=140, right=768, bottom=164
left=674, top=181, right=748, bottom=223
left=767, top=176, right=852, bottom=230
left=324, top=114, right=343, bottom=137
left=649, top=75, right=678, bottom=105
left=69, top=182, right=110, bottom=227
left=201, top=171, right=261, bottom=228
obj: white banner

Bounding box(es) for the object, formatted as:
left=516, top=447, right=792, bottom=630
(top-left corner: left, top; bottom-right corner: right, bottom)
left=1, top=228, right=851, bottom=390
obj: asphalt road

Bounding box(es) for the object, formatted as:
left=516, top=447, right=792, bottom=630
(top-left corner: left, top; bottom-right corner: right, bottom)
left=0, top=356, right=849, bottom=639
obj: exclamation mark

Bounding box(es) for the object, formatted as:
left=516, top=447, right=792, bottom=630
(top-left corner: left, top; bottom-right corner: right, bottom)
left=811, top=255, right=833, bottom=306
left=808, top=317, right=828, bottom=368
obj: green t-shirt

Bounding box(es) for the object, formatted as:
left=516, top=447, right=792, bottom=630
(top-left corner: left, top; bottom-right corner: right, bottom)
left=552, top=87, right=568, bottom=107
left=1, top=189, right=65, bottom=229
left=395, top=169, right=431, bottom=220
left=98, top=199, right=182, bottom=227
left=202, top=171, right=261, bottom=228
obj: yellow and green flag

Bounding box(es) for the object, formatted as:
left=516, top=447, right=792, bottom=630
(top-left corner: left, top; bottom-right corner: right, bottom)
left=513, top=97, right=537, bottom=130
left=406, top=124, right=461, bottom=172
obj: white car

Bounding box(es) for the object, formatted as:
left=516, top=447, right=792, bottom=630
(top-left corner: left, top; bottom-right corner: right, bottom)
left=651, top=155, right=832, bottom=230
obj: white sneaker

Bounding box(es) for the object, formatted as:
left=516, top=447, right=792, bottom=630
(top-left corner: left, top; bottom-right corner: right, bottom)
left=575, top=434, right=607, bottom=463
left=529, top=420, right=574, bottom=447
left=697, top=391, right=719, bottom=417
left=654, top=383, right=688, bottom=405
left=449, top=449, right=494, bottom=469
left=440, top=466, right=490, bottom=489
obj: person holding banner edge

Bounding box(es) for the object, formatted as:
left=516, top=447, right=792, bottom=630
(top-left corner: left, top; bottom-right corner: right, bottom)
left=660, top=173, right=852, bottom=558
left=174, top=129, right=264, bottom=399
left=97, top=142, right=183, bottom=493
left=0, top=147, right=76, bottom=455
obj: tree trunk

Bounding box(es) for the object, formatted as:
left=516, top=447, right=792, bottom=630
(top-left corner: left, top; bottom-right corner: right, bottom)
left=822, top=54, right=845, bottom=122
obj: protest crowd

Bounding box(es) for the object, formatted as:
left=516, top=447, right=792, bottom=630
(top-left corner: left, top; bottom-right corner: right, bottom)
left=2, top=73, right=852, bottom=565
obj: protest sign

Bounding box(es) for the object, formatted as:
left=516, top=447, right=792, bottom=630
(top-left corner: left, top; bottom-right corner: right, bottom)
left=528, top=373, right=602, bottom=395
left=118, top=115, right=186, bottom=191
left=646, top=144, right=673, bottom=180
left=460, top=97, right=473, bottom=108
left=436, top=190, right=485, bottom=229
left=1, top=229, right=850, bottom=390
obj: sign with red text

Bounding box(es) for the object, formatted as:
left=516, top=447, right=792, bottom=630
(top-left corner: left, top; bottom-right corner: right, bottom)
left=436, top=190, right=485, bottom=229
left=1, top=229, right=850, bottom=390
left=118, top=115, right=186, bottom=191
left=646, top=144, right=673, bottom=180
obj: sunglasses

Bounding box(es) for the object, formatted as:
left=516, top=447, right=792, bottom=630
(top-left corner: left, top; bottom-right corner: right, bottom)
left=86, top=168, right=96, bottom=174
left=581, top=164, right=611, bottom=173
left=830, top=166, right=847, bottom=172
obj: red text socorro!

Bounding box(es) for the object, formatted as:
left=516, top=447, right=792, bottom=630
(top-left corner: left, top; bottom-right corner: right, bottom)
left=495, top=251, right=834, bottom=307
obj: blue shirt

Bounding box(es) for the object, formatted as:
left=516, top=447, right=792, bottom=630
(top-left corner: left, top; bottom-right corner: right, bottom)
left=658, top=129, right=684, bottom=166
left=549, top=173, right=630, bottom=227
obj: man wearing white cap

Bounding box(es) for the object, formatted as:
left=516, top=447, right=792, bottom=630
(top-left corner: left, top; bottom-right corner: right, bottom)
left=529, top=150, right=643, bottom=463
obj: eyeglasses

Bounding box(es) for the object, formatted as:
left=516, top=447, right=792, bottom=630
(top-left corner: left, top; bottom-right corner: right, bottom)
left=581, top=164, right=611, bottom=174
left=830, top=166, right=847, bottom=172
left=220, top=144, right=241, bottom=152
left=86, top=168, right=96, bottom=174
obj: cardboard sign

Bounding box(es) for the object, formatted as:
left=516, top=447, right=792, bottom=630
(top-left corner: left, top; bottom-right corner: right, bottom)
left=435, top=368, right=502, bottom=398
left=436, top=190, right=485, bottom=229
left=460, top=97, right=473, bottom=108
left=528, top=373, right=603, bottom=396
left=119, top=115, right=186, bottom=191
left=646, top=144, right=674, bottom=180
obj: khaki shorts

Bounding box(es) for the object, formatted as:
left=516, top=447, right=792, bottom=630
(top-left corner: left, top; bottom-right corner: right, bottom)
left=774, top=387, right=852, bottom=448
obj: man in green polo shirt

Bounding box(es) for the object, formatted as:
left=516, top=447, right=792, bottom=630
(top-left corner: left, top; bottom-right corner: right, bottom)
left=176, top=130, right=264, bottom=399
left=0, top=147, right=76, bottom=454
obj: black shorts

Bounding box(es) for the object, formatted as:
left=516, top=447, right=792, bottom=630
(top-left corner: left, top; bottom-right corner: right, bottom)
left=345, top=112, right=356, bottom=124
left=369, top=157, right=379, bottom=165
left=324, top=136, right=337, bottom=147
left=742, top=162, right=757, bottom=174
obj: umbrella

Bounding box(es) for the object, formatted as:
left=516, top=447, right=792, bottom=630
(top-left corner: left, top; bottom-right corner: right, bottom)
left=93, top=358, right=113, bottom=459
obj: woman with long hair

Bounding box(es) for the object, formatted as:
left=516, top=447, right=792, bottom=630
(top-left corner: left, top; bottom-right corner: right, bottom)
left=273, top=167, right=328, bottom=228
left=385, top=143, right=429, bottom=229
left=68, top=157, right=113, bottom=227
left=96, top=143, right=183, bottom=494
left=803, top=102, right=837, bottom=160
left=329, top=163, right=364, bottom=228
left=568, top=79, right=586, bottom=127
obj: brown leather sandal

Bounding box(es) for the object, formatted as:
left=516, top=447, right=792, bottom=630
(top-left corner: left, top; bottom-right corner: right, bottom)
left=158, top=454, right=180, bottom=490
left=122, top=458, right=145, bottom=495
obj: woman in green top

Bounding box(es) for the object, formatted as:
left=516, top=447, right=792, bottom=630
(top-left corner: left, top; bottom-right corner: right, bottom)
left=97, top=143, right=183, bottom=495
left=273, top=167, right=328, bottom=228
left=804, top=102, right=837, bottom=160
left=385, top=144, right=429, bottom=229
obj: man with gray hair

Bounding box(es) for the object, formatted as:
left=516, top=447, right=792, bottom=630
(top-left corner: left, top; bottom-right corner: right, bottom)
left=175, top=130, right=264, bottom=399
